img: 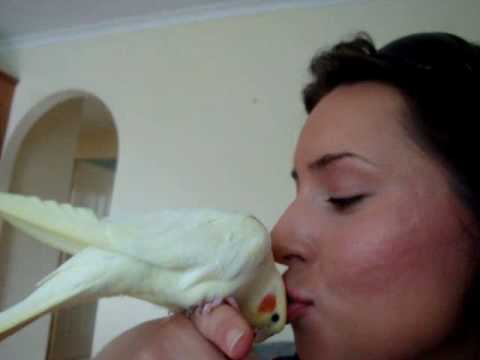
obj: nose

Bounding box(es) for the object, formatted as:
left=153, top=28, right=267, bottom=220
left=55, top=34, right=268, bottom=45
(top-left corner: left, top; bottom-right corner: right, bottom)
left=271, top=199, right=309, bottom=266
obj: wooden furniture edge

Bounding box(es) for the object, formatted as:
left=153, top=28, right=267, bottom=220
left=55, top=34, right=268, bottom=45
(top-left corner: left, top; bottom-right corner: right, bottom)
left=0, top=71, right=18, bottom=86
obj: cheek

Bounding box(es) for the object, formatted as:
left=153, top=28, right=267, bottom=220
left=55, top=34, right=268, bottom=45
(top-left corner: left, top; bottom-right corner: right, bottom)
left=327, top=192, right=473, bottom=298
left=311, top=190, right=478, bottom=357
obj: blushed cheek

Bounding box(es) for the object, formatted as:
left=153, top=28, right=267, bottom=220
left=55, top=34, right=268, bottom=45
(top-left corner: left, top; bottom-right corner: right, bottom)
left=328, top=203, right=470, bottom=298
left=331, top=233, right=421, bottom=296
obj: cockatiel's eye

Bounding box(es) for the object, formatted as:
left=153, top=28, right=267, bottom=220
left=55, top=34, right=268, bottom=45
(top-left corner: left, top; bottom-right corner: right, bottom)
left=271, top=313, right=280, bottom=323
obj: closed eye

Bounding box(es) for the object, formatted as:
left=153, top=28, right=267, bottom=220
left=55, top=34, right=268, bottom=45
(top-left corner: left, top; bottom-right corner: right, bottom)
left=328, top=194, right=366, bottom=210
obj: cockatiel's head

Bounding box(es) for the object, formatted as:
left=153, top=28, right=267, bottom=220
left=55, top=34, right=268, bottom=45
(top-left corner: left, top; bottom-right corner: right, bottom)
left=227, top=213, right=286, bottom=341
left=238, top=262, right=287, bottom=342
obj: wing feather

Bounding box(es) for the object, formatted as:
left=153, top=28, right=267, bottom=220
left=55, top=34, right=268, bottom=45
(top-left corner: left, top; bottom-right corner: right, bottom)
left=106, top=209, right=269, bottom=277
left=0, top=192, right=108, bottom=254
left=0, top=193, right=269, bottom=280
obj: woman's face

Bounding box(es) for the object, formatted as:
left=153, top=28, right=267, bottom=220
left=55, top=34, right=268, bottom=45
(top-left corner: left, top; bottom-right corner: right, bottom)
left=272, top=82, right=476, bottom=359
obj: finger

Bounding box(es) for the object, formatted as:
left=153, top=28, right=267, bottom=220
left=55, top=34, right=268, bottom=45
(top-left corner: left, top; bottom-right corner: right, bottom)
left=192, top=304, right=254, bottom=360
left=157, top=315, right=233, bottom=360
left=95, top=316, right=228, bottom=360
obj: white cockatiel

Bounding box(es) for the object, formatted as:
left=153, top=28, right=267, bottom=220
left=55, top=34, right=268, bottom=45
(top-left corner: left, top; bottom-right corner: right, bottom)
left=0, top=192, right=286, bottom=341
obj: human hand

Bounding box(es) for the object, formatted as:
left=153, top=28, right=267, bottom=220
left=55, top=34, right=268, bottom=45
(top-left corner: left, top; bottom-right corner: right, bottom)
left=93, top=304, right=258, bottom=360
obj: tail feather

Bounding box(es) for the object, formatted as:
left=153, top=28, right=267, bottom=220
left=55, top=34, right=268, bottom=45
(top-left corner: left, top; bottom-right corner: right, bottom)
left=0, top=248, right=120, bottom=340
left=0, top=276, right=92, bottom=340
left=0, top=291, right=82, bottom=342
left=0, top=192, right=108, bottom=254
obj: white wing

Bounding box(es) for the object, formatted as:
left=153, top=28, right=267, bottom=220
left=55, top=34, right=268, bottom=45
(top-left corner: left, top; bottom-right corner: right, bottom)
left=0, top=192, right=107, bottom=254
left=0, top=193, right=269, bottom=282
left=105, top=209, right=269, bottom=281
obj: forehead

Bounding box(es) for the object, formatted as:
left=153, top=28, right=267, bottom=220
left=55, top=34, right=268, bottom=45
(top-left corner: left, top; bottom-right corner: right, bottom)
left=295, top=82, right=416, bottom=169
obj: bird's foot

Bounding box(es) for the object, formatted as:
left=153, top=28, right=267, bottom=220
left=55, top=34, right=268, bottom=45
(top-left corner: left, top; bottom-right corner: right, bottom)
left=224, top=296, right=240, bottom=311
left=193, top=296, right=240, bottom=316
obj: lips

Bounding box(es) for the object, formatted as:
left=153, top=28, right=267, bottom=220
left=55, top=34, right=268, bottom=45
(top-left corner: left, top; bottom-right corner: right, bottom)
left=286, top=287, right=314, bottom=323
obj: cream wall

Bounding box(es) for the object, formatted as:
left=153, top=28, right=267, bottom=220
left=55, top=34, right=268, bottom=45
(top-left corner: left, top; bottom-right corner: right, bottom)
left=0, top=0, right=479, bottom=354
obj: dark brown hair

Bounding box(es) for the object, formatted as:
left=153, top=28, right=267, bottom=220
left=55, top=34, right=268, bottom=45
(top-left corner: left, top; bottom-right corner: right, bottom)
left=303, top=31, right=480, bottom=224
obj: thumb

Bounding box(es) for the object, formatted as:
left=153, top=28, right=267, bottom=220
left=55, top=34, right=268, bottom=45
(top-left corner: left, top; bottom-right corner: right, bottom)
left=192, top=304, right=254, bottom=360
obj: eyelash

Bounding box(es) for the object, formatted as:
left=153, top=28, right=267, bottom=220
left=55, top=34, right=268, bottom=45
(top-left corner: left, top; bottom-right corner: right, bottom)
left=328, top=194, right=366, bottom=210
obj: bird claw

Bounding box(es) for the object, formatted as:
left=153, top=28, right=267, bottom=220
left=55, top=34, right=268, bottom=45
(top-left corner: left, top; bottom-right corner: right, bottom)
left=224, top=296, right=240, bottom=311
left=191, top=296, right=240, bottom=316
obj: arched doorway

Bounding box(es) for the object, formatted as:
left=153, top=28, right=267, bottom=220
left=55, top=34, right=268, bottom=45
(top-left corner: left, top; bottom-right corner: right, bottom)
left=0, top=91, right=118, bottom=360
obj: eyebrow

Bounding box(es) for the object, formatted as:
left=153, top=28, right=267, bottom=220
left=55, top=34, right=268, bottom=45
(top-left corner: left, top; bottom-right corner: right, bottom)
left=290, top=152, right=376, bottom=181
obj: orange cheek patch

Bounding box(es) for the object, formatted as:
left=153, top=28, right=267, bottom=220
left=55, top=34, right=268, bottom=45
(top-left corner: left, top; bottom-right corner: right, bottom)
left=258, top=294, right=276, bottom=313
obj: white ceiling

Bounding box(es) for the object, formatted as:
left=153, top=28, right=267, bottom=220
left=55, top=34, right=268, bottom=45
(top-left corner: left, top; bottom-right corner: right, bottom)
left=0, top=0, right=348, bottom=48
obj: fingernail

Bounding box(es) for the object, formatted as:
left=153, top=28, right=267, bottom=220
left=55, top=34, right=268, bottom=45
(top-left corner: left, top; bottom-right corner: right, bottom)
left=227, top=328, right=246, bottom=354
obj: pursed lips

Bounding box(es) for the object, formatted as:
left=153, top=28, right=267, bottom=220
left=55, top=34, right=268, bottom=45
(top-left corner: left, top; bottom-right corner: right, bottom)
left=285, top=284, right=314, bottom=323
